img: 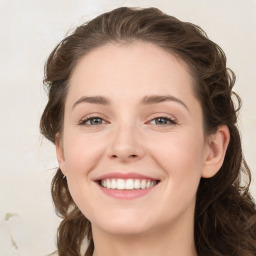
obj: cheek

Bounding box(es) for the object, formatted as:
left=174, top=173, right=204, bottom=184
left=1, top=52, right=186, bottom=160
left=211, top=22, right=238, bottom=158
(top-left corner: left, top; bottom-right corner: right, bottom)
left=63, top=133, right=104, bottom=175
left=148, top=133, right=204, bottom=222
left=150, top=130, right=205, bottom=190
left=62, top=131, right=105, bottom=213
left=150, top=129, right=204, bottom=168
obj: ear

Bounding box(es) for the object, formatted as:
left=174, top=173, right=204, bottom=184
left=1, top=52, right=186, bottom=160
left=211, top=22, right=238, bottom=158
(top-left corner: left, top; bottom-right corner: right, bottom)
left=55, top=134, right=67, bottom=176
left=201, top=125, right=230, bottom=178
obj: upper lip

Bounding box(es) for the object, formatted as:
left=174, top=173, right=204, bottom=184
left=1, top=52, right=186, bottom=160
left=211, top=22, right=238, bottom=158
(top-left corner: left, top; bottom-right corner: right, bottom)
left=94, top=172, right=160, bottom=181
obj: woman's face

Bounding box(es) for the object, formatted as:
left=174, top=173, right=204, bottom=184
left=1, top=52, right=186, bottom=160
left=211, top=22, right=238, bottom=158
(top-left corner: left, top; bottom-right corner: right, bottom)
left=57, top=41, right=213, bottom=236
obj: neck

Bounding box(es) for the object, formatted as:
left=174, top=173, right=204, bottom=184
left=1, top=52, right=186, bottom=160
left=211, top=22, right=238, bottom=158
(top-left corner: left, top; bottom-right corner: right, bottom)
left=91, top=213, right=197, bottom=256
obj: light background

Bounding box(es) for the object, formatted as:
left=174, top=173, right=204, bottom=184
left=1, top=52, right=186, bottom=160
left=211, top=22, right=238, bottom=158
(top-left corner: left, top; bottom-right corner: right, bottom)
left=0, top=0, right=255, bottom=255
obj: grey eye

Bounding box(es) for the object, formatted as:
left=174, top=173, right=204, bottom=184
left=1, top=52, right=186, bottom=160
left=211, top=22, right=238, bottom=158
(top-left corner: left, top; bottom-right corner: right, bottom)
left=150, top=117, right=176, bottom=125
left=88, top=118, right=103, bottom=125
left=80, top=117, right=105, bottom=126
left=155, top=117, right=170, bottom=125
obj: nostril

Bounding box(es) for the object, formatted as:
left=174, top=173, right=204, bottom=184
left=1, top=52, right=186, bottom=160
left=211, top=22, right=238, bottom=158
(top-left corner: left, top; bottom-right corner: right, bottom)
left=110, top=154, right=140, bottom=160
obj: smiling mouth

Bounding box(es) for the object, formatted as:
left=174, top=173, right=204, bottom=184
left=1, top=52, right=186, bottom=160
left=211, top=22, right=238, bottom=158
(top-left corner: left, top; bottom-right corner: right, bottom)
left=98, top=178, right=159, bottom=190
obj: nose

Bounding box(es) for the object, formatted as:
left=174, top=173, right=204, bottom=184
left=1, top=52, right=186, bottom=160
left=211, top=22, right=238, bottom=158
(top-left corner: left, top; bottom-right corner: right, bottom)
left=107, top=123, right=145, bottom=162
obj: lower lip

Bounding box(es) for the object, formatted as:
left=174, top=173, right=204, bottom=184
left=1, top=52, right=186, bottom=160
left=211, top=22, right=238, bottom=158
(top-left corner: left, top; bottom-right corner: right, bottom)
left=96, top=183, right=158, bottom=199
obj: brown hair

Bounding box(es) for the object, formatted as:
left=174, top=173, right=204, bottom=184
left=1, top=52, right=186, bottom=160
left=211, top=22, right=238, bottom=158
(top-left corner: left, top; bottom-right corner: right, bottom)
left=40, top=7, right=256, bottom=256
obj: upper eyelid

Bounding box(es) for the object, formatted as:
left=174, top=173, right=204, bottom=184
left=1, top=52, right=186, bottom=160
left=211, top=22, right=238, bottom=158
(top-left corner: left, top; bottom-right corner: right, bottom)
left=147, top=116, right=177, bottom=125
left=146, top=113, right=177, bottom=122
left=79, top=114, right=177, bottom=125
left=79, top=113, right=176, bottom=120
left=80, top=113, right=107, bottom=121
left=78, top=114, right=108, bottom=126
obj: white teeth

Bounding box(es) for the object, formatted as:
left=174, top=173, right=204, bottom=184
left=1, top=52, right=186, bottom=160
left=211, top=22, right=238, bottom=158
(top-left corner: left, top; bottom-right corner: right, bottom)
left=107, top=179, right=111, bottom=188
left=141, top=180, right=146, bottom=189
left=117, top=179, right=125, bottom=189
left=100, top=178, right=158, bottom=190
left=111, top=179, right=117, bottom=189
left=125, top=179, right=133, bottom=190
left=134, top=179, right=140, bottom=189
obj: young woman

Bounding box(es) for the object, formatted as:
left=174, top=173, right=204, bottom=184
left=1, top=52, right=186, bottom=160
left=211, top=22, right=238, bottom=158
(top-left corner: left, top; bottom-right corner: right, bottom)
left=40, top=7, right=256, bottom=256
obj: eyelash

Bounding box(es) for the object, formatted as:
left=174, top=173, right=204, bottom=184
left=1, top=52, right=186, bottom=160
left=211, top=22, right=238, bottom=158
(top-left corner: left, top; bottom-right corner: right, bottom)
left=79, top=116, right=107, bottom=126
left=149, top=116, right=177, bottom=125
left=79, top=115, right=177, bottom=126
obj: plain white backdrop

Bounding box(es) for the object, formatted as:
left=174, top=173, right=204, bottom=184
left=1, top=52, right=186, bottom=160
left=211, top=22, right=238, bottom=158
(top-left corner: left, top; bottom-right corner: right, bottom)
left=1, top=0, right=255, bottom=255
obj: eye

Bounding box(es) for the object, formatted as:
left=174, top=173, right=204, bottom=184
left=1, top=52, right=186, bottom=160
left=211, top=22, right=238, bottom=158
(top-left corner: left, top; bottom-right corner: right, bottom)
left=79, top=116, right=107, bottom=126
left=149, top=116, right=177, bottom=126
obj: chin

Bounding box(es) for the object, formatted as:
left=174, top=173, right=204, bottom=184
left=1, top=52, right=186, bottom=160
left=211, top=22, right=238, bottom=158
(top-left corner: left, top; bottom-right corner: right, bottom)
left=90, top=211, right=155, bottom=237
left=95, top=221, right=152, bottom=237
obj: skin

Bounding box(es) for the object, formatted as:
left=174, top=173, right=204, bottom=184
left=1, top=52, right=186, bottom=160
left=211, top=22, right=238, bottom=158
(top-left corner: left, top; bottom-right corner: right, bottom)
left=56, top=41, right=230, bottom=256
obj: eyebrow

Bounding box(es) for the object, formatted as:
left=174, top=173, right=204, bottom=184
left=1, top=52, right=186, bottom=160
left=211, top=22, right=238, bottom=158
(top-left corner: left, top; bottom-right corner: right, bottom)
left=72, top=95, right=189, bottom=111
left=142, top=95, right=189, bottom=111
left=73, top=96, right=110, bottom=107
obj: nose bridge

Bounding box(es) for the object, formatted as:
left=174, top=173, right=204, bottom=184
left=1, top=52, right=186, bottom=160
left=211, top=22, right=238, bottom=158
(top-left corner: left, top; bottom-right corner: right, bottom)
left=107, top=119, right=144, bottom=161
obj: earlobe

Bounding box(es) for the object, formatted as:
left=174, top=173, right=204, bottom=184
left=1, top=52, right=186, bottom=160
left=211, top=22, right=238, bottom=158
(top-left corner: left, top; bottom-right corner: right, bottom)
left=55, top=134, right=66, bottom=175
left=202, top=125, right=230, bottom=178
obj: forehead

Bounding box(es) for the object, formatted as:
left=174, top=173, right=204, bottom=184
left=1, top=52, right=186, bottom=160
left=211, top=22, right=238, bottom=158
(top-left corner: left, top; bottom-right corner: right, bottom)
left=67, top=41, right=197, bottom=107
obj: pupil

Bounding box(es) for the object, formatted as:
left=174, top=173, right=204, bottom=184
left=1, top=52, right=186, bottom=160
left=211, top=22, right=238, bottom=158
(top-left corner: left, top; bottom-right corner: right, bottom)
left=92, top=118, right=102, bottom=125
left=157, top=118, right=167, bottom=124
